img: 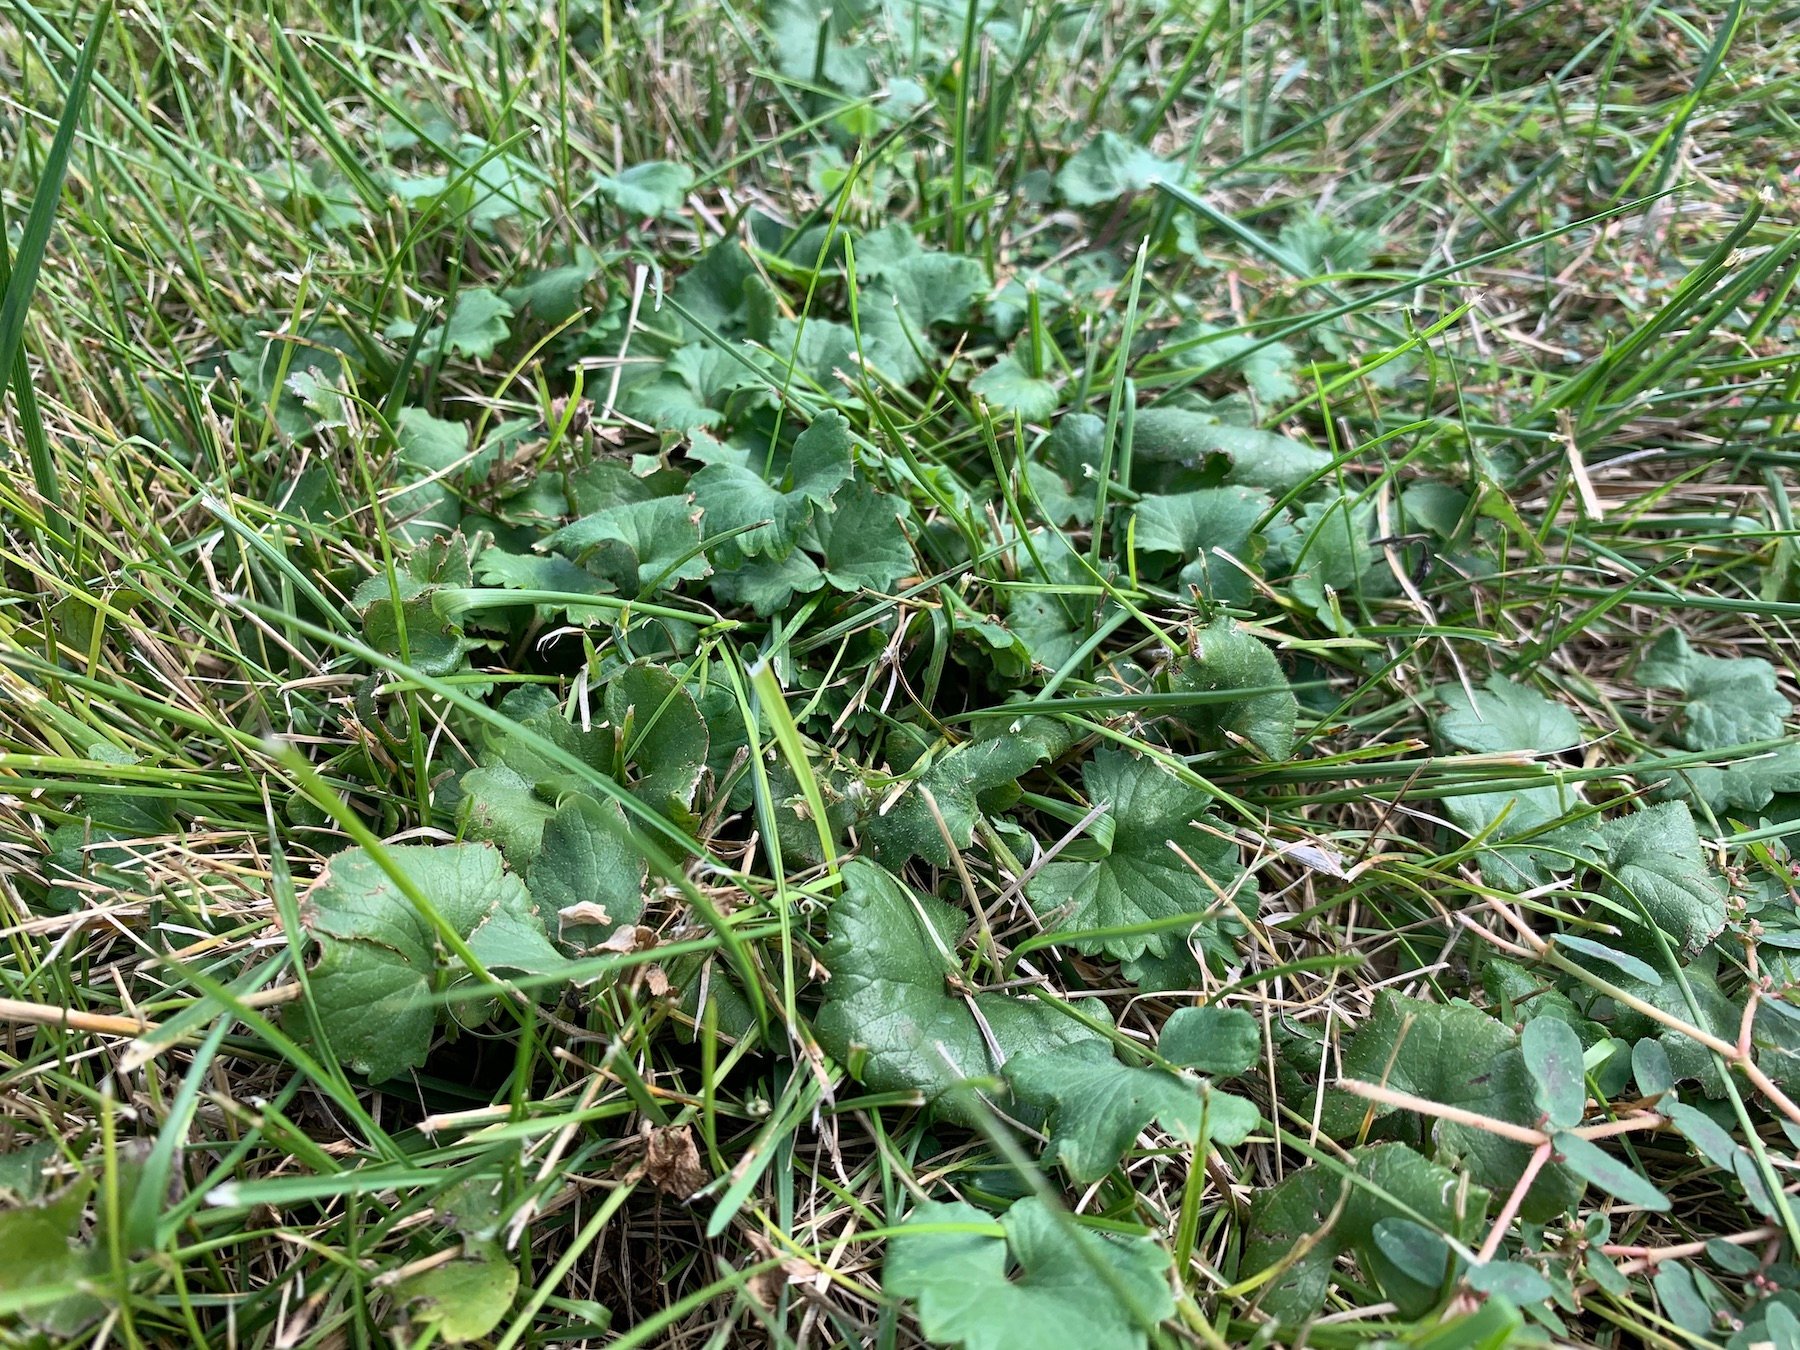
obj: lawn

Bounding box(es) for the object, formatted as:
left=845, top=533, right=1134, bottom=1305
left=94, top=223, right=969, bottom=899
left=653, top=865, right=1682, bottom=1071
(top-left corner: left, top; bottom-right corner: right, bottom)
left=3, top=0, right=1800, bottom=1346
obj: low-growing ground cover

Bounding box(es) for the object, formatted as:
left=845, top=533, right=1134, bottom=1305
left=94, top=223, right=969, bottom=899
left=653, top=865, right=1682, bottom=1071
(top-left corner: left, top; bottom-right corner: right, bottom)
left=3, top=0, right=1800, bottom=1345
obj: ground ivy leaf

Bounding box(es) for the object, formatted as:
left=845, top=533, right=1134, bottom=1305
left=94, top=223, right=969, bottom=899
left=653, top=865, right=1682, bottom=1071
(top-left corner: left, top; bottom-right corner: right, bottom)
left=1129, top=409, right=1331, bottom=493
left=0, top=1180, right=105, bottom=1335
left=502, top=258, right=598, bottom=326
left=866, top=721, right=1066, bottom=867
left=595, top=160, right=693, bottom=218
left=475, top=686, right=610, bottom=790
left=1443, top=783, right=1604, bottom=891
left=1638, top=627, right=1790, bottom=751
left=1159, top=1005, right=1260, bottom=1077
left=1596, top=801, right=1727, bottom=954
left=464, top=890, right=572, bottom=976
left=566, top=460, right=669, bottom=515
left=1339, top=992, right=1583, bottom=1221
left=351, top=572, right=478, bottom=677
left=707, top=549, right=827, bottom=614
left=1056, top=131, right=1179, bottom=206
left=1241, top=1143, right=1490, bottom=1320
left=853, top=229, right=987, bottom=327
left=539, top=494, right=709, bottom=593
left=393, top=1241, right=519, bottom=1343
left=1009, top=1041, right=1258, bottom=1182
left=529, top=796, right=646, bottom=947
left=1026, top=747, right=1251, bottom=962
left=294, top=843, right=567, bottom=1082
left=636, top=344, right=771, bottom=431
left=887, top=251, right=991, bottom=329
left=672, top=240, right=765, bottom=338
left=1287, top=495, right=1381, bottom=623
left=1647, top=744, right=1800, bottom=813
left=1023, top=459, right=1092, bottom=528
left=456, top=142, right=545, bottom=231
left=621, top=373, right=728, bottom=431
left=604, top=662, right=710, bottom=818
left=395, top=406, right=474, bottom=479
left=883, top=1197, right=1175, bottom=1350
left=1006, top=587, right=1087, bottom=672
left=1132, top=486, right=1268, bottom=602
left=949, top=606, right=1034, bottom=683
left=970, top=355, right=1059, bottom=421
left=809, top=479, right=914, bottom=592
left=691, top=462, right=815, bottom=560
left=816, top=862, right=1106, bottom=1126
left=691, top=410, right=852, bottom=561
left=1577, top=949, right=1739, bottom=1094
left=457, top=763, right=557, bottom=864
left=1162, top=619, right=1298, bottom=759
left=1521, top=1016, right=1586, bottom=1128
left=473, top=548, right=620, bottom=624
left=1434, top=678, right=1583, bottom=755
left=385, top=287, right=514, bottom=361
left=1175, top=321, right=1300, bottom=404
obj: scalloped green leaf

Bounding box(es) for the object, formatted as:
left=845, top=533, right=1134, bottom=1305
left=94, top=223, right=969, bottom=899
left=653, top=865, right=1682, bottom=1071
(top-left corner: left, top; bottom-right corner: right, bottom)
left=1009, top=1040, right=1258, bottom=1182
left=1434, top=678, right=1583, bottom=755
left=539, top=494, right=709, bottom=592
left=1056, top=132, right=1179, bottom=206
left=1638, top=628, right=1790, bottom=752
left=884, top=1197, right=1174, bottom=1350
left=1025, top=748, right=1250, bottom=962
left=292, top=843, right=570, bottom=1082
left=816, top=862, right=1106, bottom=1126
left=595, top=160, right=693, bottom=219
left=1162, top=619, right=1297, bottom=759
left=1339, top=993, right=1582, bottom=1222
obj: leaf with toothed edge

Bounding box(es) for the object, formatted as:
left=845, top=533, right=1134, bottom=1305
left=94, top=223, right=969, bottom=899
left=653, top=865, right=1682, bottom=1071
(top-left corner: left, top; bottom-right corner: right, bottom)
left=815, top=862, right=1107, bottom=1127
left=1025, top=748, right=1251, bottom=963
